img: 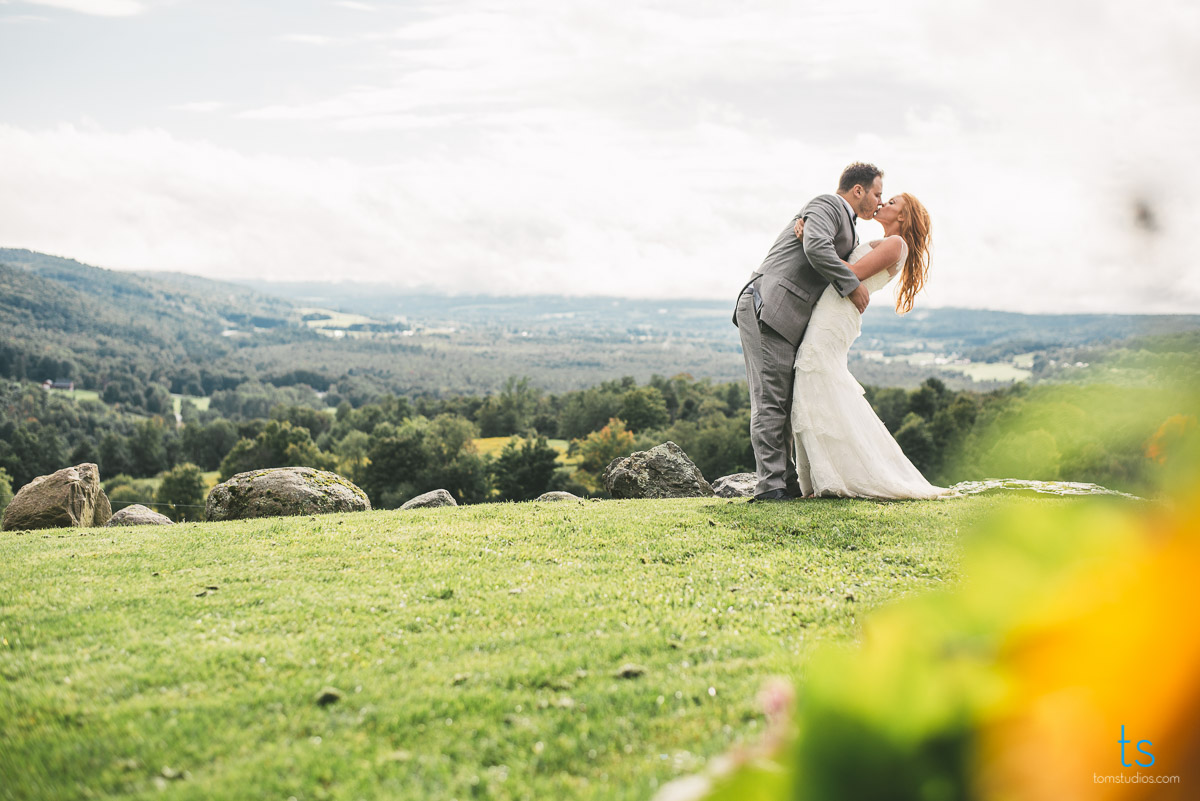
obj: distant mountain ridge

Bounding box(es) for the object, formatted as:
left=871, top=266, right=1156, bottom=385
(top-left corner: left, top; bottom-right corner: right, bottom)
left=1, top=248, right=295, bottom=329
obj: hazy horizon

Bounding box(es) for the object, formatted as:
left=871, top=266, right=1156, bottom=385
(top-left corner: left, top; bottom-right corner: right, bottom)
left=10, top=243, right=1200, bottom=319
left=3, top=1, right=1198, bottom=314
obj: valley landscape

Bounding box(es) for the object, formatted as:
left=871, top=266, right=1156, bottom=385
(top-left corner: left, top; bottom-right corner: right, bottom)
left=3, top=247, right=1198, bottom=801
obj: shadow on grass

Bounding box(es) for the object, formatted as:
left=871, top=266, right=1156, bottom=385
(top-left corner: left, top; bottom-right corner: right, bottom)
left=697, top=496, right=937, bottom=552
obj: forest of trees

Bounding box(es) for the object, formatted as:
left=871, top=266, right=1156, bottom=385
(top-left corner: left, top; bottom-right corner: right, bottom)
left=4, top=327, right=1195, bottom=522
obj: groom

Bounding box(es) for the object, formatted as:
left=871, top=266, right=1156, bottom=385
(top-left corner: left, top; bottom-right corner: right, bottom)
left=733, top=162, right=883, bottom=501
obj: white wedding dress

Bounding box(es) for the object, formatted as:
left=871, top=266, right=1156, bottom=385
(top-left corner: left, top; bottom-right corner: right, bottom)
left=791, top=241, right=949, bottom=499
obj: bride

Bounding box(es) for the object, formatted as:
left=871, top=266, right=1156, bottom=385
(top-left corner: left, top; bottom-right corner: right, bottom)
left=791, top=193, right=949, bottom=499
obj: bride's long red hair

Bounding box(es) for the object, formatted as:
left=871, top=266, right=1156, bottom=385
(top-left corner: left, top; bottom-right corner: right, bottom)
left=895, top=193, right=931, bottom=315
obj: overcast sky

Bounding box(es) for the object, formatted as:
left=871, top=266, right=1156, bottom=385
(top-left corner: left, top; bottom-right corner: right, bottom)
left=2, top=0, right=1198, bottom=313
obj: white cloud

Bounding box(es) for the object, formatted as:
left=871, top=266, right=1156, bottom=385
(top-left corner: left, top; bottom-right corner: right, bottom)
left=2, top=115, right=1196, bottom=314
left=2, top=1, right=1198, bottom=313
left=333, top=1, right=375, bottom=10
left=0, top=121, right=774, bottom=296
left=277, top=33, right=345, bottom=46
left=168, top=101, right=225, bottom=113
left=0, top=13, right=51, bottom=23
left=14, top=0, right=143, bottom=17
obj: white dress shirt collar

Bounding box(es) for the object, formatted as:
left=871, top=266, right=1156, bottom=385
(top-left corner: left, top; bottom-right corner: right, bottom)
left=838, top=194, right=857, bottom=222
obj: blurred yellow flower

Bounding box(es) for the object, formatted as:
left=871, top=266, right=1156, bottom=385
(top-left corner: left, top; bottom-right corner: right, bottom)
left=979, top=492, right=1200, bottom=800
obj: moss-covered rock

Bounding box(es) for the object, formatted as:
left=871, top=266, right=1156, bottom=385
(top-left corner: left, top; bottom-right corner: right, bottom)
left=205, top=467, right=370, bottom=521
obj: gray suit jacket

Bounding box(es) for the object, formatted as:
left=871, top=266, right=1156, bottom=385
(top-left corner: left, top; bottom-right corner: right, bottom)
left=733, top=194, right=862, bottom=347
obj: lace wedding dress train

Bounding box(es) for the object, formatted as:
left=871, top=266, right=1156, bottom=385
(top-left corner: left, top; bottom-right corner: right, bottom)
left=791, top=241, right=949, bottom=499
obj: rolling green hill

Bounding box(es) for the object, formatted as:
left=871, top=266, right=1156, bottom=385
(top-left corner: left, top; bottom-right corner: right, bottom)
left=0, top=248, right=307, bottom=398
left=0, top=492, right=1092, bottom=801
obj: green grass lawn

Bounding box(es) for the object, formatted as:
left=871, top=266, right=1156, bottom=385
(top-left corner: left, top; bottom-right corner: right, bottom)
left=0, top=494, right=1081, bottom=800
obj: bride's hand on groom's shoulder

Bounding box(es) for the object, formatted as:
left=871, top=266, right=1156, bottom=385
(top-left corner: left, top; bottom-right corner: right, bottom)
left=793, top=217, right=806, bottom=239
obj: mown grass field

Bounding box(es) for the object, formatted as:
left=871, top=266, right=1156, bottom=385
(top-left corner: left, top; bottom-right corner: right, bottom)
left=170, top=395, right=211, bottom=416
left=0, top=494, right=1084, bottom=801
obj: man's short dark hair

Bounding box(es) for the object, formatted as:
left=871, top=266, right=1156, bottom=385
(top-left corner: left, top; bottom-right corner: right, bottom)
left=838, top=162, right=883, bottom=193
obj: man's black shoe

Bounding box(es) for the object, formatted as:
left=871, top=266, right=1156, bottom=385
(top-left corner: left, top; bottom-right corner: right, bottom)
left=750, top=489, right=790, bottom=502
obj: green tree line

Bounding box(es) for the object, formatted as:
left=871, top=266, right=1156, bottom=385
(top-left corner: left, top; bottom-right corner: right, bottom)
left=3, top=333, right=1196, bottom=520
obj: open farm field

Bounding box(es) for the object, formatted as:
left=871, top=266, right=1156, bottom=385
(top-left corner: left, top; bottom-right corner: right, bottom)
left=474, top=437, right=576, bottom=465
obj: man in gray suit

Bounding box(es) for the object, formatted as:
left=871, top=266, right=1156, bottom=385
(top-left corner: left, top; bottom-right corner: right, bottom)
left=734, top=163, right=883, bottom=500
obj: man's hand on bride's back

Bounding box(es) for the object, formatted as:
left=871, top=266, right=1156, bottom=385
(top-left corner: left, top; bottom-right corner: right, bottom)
left=794, top=217, right=805, bottom=239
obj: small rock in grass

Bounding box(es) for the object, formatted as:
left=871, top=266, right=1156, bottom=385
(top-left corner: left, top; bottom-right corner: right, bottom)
left=452, top=673, right=470, bottom=686
left=316, top=687, right=343, bottom=706
left=106, top=505, right=173, bottom=527
left=401, top=489, right=457, bottom=510
left=535, top=491, right=582, bottom=502
left=614, top=663, right=646, bottom=679
left=711, top=472, right=756, bottom=498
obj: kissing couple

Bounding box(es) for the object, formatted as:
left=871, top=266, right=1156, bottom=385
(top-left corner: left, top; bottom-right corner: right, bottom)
left=734, top=162, right=950, bottom=501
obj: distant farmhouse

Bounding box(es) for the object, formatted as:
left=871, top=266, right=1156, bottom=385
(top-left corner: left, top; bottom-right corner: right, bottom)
left=42, top=379, right=75, bottom=392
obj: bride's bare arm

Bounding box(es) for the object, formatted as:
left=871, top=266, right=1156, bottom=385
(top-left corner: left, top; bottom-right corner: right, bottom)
left=847, top=235, right=904, bottom=280
left=793, top=221, right=903, bottom=280
left=792, top=219, right=902, bottom=281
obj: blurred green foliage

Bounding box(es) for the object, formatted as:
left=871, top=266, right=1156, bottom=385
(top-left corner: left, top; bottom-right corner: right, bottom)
left=672, top=379, right=1200, bottom=801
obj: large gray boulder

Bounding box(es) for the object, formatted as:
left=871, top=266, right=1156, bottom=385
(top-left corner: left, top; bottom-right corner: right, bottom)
left=400, top=489, right=457, bottom=510
left=2, top=463, right=112, bottom=531
left=603, top=442, right=713, bottom=499
left=712, top=473, right=756, bottom=498
left=205, top=467, right=370, bottom=521
left=106, top=504, right=174, bottom=527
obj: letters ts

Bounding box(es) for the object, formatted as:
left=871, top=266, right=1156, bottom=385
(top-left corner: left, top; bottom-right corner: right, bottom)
left=1118, top=726, right=1155, bottom=767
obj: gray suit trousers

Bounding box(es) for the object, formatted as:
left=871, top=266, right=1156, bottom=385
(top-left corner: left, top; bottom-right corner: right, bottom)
left=735, top=285, right=799, bottom=495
